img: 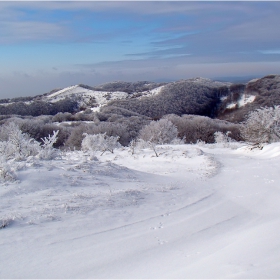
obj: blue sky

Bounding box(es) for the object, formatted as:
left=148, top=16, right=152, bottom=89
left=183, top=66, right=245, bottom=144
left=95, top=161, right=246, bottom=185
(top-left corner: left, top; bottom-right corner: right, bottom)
left=0, top=1, right=280, bottom=98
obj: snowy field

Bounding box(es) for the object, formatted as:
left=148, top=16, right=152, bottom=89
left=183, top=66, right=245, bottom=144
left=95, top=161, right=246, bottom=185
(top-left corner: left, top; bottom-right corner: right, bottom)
left=1, top=143, right=280, bottom=278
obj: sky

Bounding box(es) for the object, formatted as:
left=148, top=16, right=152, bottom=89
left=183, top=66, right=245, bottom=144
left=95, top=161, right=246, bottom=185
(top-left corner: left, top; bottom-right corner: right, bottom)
left=0, top=1, right=280, bottom=98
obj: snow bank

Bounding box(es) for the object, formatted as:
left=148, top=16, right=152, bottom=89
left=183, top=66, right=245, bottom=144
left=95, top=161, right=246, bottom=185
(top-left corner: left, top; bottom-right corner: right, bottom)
left=235, top=142, right=280, bottom=158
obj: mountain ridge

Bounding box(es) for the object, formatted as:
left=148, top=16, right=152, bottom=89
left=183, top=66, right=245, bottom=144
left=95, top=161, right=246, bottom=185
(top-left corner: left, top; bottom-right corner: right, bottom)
left=0, top=75, right=279, bottom=122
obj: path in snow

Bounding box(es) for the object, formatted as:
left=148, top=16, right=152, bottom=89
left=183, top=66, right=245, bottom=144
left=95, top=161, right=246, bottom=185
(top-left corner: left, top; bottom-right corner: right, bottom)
left=0, top=145, right=280, bottom=278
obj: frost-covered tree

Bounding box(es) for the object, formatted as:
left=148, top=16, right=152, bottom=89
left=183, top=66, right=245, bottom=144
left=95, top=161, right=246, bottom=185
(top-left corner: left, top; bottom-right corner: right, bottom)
left=241, top=106, right=280, bottom=143
left=81, top=133, right=120, bottom=155
left=138, top=119, right=178, bottom=145
left=214, top=131, right=232, bottom=144
left=0, top=122, right=40, bottom=160
left=137, top=119, right=178, bottom=157
left=214, top=131, right=236, bottom=148
left=0, top=122, right=60, bottom=161
left=38, top=130, right=60, bottom=160
left=0, top=156, right=17, bottom=182
left=128, top=139, right=137, bottom=155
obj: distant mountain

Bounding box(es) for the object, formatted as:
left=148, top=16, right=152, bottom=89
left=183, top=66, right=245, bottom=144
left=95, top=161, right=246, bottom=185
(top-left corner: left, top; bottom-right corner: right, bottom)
left=1, top=75, right=280, bottom=121
left=40, top=82, right=167, bottom=112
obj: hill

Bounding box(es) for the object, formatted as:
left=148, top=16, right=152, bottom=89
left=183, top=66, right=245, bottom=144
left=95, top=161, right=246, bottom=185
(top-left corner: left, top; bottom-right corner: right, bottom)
left=0, top=75, right=280, bottom=122
left=216, top=75, right=280, bottom=122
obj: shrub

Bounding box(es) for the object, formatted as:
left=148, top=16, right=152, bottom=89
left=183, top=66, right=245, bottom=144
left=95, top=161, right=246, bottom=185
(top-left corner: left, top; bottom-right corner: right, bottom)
left=0, top=122, right=40, bottom=160
left=241, top=106, right=280, bottom=143
left=0, top=156, right=17, bottom=182
left=81, top=133, right=120, bottom=155
left=164, top=114, right=242, bottom=143
left=214, top=131, right=232, bottom=144
left=0, top=122, right=60, bottom=162
left=38, top=130, right=60, bottom=160
left=138, top=119, right=178, bottom=145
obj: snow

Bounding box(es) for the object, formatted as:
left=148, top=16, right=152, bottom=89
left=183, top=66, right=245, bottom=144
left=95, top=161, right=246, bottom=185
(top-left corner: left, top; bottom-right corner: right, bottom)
left=132, top=85, right=166, bottom=99
left=227, top=94, right=256, bottom=109
left=54, top=121, right=95, bottom=126
left=1, top=143, right=280, bottom=278
left=238, top=94, right=256, bottom=107
left=45, top=85, right=129, bottom=110
left=0, top=102, right=14, bottom=106
left=248, top=78, right=260, bottom=84
left=47, top=85, right=79, bottom=99
left=235, top=142, right=280, bottom=158
left=188, top=77, right=232, bottom=87
left=220, top=95, right=228, bottom=101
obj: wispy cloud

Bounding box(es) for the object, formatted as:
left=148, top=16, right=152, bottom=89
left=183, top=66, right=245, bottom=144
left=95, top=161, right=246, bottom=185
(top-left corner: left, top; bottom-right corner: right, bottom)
left=259, top=50, right=280, bottom=55
left=0, top=20, right=69, bottom=44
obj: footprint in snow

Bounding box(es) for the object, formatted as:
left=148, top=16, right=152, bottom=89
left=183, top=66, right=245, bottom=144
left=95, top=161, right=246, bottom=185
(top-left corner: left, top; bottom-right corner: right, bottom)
left=154, top=236, right=168, bottom=245
left=150, top=222, right=163, bottom=230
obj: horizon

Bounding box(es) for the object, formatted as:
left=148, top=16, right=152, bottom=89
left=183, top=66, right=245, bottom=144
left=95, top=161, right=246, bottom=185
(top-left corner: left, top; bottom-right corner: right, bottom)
left=1, top=74, right=266, bottom=100
left=1, top=1, right=280, bottom=98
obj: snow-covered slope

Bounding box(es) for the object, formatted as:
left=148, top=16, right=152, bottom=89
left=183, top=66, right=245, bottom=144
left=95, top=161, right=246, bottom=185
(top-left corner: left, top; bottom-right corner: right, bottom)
left=1, top=143, right=280, bottom=278
left=42, top=78, right=231, bottom=114
left=44, top=85, right=129, bottom=111
left=217, top=75, right=280, bottom=122
left=43, top=83, right=167, bottom=111
left=130, top=85, right=166, bottom=99
left=226, top=94, right=256, bottom=109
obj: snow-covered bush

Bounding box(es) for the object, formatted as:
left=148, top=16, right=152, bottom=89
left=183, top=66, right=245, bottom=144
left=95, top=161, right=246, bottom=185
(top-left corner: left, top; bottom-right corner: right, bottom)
left=164, top=114, right=242, bottom=143
left=0, top=122, right=61, bottom=182
left=136, top=119, right=179, bottom=157
left=0, top=122, right=40, bottom=161
left=241, top=106, right=280, bottom=144
left=170, top=136, right=185, bottom=145
left=214, top=131, right=243, bottom=150
left=138, top=119, right=178, bottom=145
left=0, top=122, right=60, bottom=162
left=38, top=130, right=60, bottom=160
left=214, top=131, right=231, bottom=143
left=2, top=117, right=68, bottom=148
left=0, top=156, right=17, bottom=182
left=214, top=131, right=226, bottom=144
left=128, top=139, right=159, bottom=157
left=196, top=139, right=206, bottom=146
left=128, top=139, right=137, bottom=155
left=81, top=133, right=120, bottom=155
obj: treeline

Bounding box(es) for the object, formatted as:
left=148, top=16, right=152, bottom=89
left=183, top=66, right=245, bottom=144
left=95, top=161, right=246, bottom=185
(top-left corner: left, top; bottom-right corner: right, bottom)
left=0, top=106, right=242, bottom=151
left=91, top=81, right=166, bottom=94
left=0, top=96, right=34, bottom=104
left=0, top=98, right=78, bottom=116
left=108, top=80, right=229, bottom=119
